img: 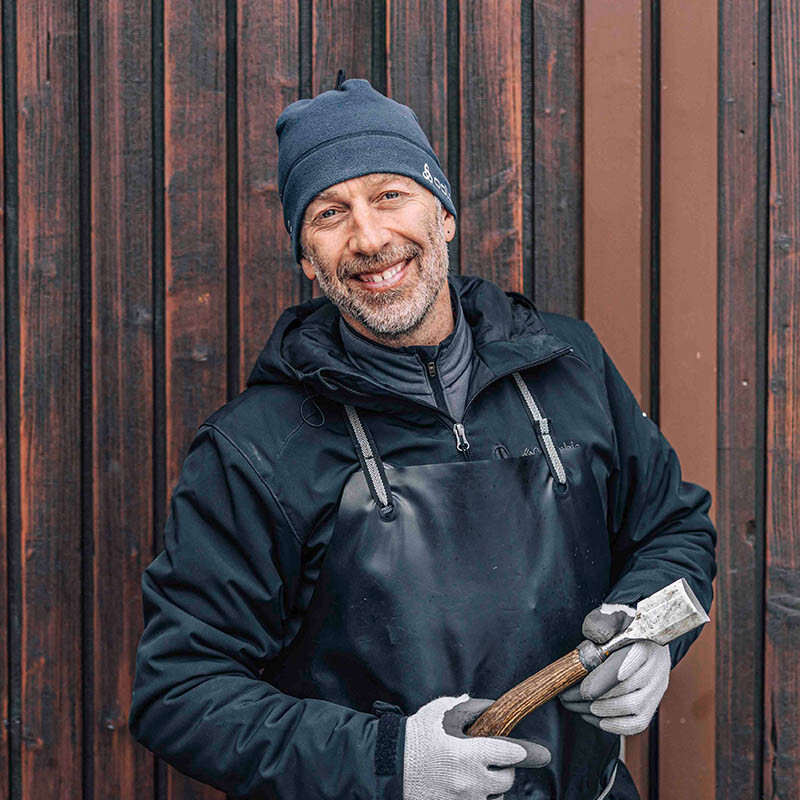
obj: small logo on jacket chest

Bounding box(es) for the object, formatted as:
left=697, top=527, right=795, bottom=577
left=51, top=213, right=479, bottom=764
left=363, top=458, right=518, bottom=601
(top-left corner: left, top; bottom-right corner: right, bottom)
left=521, top=439, right=581, bottom=457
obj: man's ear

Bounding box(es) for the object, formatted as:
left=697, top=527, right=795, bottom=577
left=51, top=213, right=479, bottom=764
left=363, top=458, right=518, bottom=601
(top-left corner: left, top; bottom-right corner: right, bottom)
left=299, top=256, right=315, bottom=280
left=443, top=209, right=456, bottom=243
left=298, top=231, right=316, bottom=279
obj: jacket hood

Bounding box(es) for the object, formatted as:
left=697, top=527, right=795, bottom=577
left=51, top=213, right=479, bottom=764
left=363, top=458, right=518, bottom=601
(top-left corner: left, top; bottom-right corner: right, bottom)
left=246, top=272, right=573, bottom=411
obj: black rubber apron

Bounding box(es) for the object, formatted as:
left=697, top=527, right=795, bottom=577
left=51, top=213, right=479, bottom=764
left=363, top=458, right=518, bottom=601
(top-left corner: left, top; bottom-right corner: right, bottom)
left=265, top=371, right=637, bottom=799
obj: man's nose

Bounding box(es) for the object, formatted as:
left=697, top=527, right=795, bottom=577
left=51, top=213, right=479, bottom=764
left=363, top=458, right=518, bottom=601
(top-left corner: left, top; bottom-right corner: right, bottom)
left=347, top=202, right=392, bottom=257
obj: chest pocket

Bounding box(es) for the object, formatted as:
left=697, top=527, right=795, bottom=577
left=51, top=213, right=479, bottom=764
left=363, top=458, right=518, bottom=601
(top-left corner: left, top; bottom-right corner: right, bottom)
left=343, top=370, right=569, bottom=516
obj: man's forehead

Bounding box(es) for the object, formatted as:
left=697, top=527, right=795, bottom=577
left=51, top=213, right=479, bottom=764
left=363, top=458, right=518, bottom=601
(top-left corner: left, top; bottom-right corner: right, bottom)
left=309, top=173, right=415, bottom=204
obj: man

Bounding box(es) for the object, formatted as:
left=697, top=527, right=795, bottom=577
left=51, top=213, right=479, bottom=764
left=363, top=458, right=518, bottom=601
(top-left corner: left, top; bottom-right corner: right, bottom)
left=129, top=74, right=716, bottom=800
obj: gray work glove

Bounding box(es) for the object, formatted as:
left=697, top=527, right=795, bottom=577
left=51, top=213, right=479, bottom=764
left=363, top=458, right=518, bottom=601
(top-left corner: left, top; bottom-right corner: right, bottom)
left=558, top=603, right=671, bottom=736
left=403, top=693, right=551, bottom=800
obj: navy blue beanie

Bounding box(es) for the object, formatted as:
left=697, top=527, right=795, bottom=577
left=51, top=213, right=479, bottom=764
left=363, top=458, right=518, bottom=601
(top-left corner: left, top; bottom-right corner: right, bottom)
left=276, top=72, right=457, bottom=264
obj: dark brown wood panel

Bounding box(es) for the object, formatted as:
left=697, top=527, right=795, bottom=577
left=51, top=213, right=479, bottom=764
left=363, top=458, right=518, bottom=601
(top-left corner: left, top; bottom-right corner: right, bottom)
left=532, top=0, right=581, bottom=315
left=764, top=0, right=800, bottom=795
left=459, top=0, right=523, bottom=291
left=0, top=25, right=8, bottom=800
left=312, top=0, right=373, bottom=94
left=386, top=0, right=449, bottom=189
left=89, top=0, right=155, bottom=796
left=308, top=0, right=374, bottom=300
left=164, top=0, right=228, bottom=796
left=386, top=0, right=451, bottom=273
left=17, top=0, right=83, bottom=795
left=716, top=0, right=764, bottom=797
left=237, top=1, right=301, bottom=389
left=5, top=5, right=794, bottom=798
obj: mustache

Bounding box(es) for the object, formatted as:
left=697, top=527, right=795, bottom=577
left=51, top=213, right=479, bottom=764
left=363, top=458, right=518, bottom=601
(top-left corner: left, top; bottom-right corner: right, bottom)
left=342, top=247, right=419, bottom=278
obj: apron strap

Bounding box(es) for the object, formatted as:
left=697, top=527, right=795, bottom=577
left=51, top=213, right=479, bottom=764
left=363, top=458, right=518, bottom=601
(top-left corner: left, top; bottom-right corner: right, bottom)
left=511, top=372, right=568, bottom=486
left=343, top=373, right=566, bottom=506
left=343, top=404, right=395, bottom=515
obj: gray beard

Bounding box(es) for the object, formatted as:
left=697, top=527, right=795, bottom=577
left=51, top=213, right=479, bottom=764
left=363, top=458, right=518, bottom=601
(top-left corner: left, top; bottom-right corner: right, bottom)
left=307, top=219, right=450, bottom=340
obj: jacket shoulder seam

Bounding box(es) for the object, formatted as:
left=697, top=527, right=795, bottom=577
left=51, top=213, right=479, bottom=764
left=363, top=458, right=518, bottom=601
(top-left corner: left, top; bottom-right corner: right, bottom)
left=200, top=422, right=304, bottom=547
left=275, top=386, right=319, bottom=461
left=540, top=317, right=603, bottom=372
left=554, top=351, right=615, bottom=433
left=561, top=349, right=604, bottom=390
left=540, top=317, right=610, bottom=390
left=275, top=418, right=306, bottom=462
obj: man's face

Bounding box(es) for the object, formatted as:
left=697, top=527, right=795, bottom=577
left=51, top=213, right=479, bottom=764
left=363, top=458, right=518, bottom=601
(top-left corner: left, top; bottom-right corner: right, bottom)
left=298, top=173, right=455, bottom=340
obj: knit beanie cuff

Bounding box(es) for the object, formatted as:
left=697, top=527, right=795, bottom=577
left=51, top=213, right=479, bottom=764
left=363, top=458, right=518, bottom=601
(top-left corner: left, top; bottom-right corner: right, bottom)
left=282, top=133, right=456, bottom=264
left=276, top=76, right=457, bottom=265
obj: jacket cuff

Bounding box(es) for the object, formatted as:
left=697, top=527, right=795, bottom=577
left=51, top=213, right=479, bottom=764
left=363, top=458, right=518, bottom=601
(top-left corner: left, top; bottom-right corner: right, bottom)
left=373, top=701, right=406, bottom=800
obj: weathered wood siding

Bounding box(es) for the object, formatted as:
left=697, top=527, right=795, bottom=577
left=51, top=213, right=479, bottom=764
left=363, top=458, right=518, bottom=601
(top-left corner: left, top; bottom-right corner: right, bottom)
left=1, top=2, right=795, bottom=799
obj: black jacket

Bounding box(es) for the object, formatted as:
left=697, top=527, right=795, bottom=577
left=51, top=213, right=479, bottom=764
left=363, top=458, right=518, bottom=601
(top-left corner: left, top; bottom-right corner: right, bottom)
left=129, top=273, right=716, bottom=798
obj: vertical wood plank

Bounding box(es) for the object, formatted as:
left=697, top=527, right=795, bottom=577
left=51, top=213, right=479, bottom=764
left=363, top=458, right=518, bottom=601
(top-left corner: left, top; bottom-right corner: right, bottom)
left=386, top=0, right=449, bottom=192
left=582, top=0, right=651, bottom=792
left=386, top=0, right=451, bottom=272
left=312, top=0, right=373, bottom=95
left=459, top=0, right=522, bottom=291
left=307, top=0, right=374, bottom=299
left=89, top=0, right=155, bottom=797
left=532, top=0, right=581, bottom=314
left=717, top=0, right=765, bottom=797
left=521, top=0, right=532, bottom=296
left=0, top=23, right=8, bottom=800
left=16, top=0, right=82, bottom=795
left=164, top=0, right=228, bottom=796
left=658, top=0, right=718, bottom=796
left=763, top=0, right=800, bottom=795
left=237, top=0, right=301, bottom=389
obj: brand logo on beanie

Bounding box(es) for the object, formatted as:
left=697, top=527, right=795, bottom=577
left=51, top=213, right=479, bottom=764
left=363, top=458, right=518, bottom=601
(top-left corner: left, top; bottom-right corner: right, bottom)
left=422, top=162, right=451, bottom=200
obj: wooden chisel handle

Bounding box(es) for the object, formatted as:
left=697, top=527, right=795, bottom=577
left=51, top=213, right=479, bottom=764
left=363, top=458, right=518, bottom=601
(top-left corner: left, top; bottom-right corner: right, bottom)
left=465, top=578, right=711, bottom=738
left=465, top=648, right=589, bottom=737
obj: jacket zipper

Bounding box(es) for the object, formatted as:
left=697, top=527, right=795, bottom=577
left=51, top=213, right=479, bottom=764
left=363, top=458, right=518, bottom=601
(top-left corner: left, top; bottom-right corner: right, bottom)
left=424, top=358, right=473, bottom=459
left=425, top=359, right=450, bottom=416
left=452, top=422, right=470, bottom=452
left=329, top=345, right=574, bottom=459
left=443, top=345, right=574, bottom=459
left=448, top=345, right=574, bottom=459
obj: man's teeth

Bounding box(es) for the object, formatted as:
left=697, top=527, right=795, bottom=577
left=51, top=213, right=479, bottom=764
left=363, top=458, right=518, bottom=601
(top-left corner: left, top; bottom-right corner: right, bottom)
left=358, top=260, right=406, bottom=283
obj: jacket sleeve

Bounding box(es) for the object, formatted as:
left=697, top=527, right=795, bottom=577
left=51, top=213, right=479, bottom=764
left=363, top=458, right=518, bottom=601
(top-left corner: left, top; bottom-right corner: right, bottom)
left=128, top=423, right=404, bottom=799
left=579, top=323, right=717, bottom=666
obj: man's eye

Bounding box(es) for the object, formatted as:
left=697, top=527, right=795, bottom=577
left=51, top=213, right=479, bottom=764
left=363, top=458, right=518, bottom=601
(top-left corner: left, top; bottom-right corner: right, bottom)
left=319, top=208, right=337, bottom=220
left=382, top=191, right=401, bottom=200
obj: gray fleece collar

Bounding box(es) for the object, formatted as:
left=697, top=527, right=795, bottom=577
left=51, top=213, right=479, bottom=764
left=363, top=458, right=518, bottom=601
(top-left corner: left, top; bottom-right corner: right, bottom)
left=338, top=281, right=473, bottom=403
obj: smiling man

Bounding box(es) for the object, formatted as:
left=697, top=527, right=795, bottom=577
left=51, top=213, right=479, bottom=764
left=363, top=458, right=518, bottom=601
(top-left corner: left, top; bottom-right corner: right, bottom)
left=299, top=171, right=455, bottom=346
left=129, top=74, right=716, bottom=800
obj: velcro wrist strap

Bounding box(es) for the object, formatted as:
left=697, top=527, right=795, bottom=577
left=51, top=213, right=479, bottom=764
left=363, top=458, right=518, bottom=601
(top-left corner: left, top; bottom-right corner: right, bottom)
left=375, top=712, right=403, bottom=776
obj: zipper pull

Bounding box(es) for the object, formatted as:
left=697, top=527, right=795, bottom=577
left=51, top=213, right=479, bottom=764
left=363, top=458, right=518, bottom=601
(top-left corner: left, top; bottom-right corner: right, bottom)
left=453, top=422, right=470, bottom=452
left=426, top=360, right=437, bottom=378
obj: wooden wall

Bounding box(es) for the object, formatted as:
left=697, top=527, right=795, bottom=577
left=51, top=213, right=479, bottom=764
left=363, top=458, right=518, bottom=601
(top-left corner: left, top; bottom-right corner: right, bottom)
left=0, top=1, right=796, bottom=799
left=718, top=0, right=800, bottom=797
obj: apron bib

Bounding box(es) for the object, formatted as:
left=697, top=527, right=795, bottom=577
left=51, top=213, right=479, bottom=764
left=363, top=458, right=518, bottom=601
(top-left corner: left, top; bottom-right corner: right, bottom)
left=265, top=372, right=634, bottom=799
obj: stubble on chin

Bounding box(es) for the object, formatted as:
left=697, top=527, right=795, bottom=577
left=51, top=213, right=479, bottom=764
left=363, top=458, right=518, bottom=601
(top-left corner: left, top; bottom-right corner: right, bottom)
left=304, top=212, right=450, bottom=340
